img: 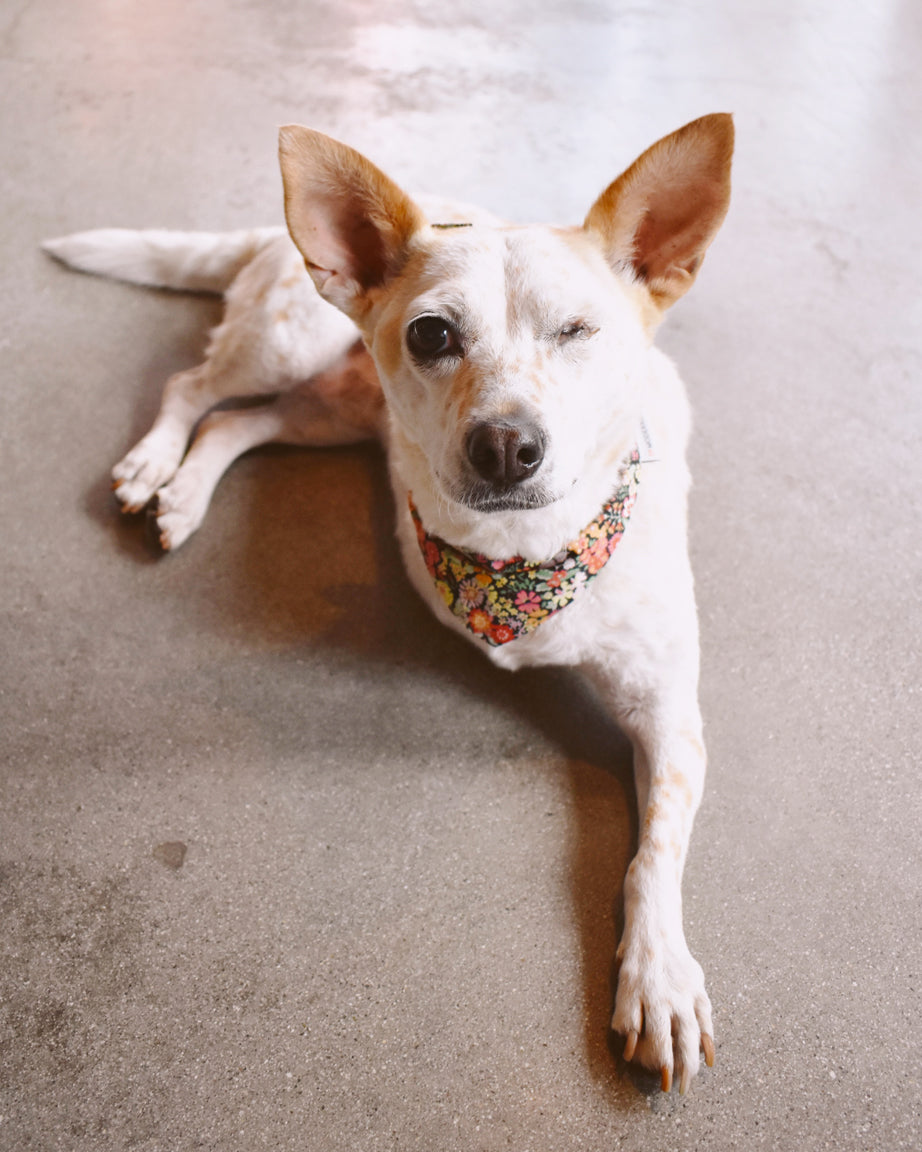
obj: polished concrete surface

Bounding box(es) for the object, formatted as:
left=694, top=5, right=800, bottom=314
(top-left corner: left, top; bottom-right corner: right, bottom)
left=2, top=1, right=921, bottom=1148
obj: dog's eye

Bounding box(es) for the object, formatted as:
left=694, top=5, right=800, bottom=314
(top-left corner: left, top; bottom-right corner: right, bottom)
left=557, top=320, right=596, bottom=343
left=407, top=315, right=461, bottom=362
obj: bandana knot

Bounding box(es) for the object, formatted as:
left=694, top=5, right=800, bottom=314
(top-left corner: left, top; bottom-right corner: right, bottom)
left=409, top=445, right=642, bottom=647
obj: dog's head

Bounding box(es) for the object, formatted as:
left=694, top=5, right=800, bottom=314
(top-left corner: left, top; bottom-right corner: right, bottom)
left=279, top=116, right=733, bottom=516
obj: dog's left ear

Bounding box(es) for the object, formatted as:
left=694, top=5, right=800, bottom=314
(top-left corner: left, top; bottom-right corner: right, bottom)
left=279, top=125, right=426, bottom=320
left=584, top=113, right=734, bottom=312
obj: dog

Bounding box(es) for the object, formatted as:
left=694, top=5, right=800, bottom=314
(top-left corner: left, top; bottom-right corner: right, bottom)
left=44, top=113, right=734, bottom=1093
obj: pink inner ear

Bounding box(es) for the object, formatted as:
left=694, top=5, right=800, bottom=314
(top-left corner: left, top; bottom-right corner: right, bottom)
left=310, top=194, right=391, bottom=291
left=344, top=215, right=392, bottom=291
left=634, top=201, right=712, bottom=280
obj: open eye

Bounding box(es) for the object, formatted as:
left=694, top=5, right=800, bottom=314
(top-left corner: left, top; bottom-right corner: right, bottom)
left=556, top=320, right=597, bottom=343
left=407, top=315, right=462, bottom=362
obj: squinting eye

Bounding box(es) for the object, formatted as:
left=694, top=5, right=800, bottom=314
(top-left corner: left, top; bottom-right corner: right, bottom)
left=407, top=315, right=461, bottom=361
left=557, top=320, right=596, bottom=343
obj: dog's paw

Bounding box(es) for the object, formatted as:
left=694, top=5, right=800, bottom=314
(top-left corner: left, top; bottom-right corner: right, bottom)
left=112, top=431, right=188, bottom=513
left=612, top=929, right=714, bottom=1094
left=150, top=471, right=209, bottom=552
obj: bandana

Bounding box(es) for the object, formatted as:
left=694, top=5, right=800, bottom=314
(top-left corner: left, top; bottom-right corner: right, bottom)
left=409, top=444, right=642, bottom=647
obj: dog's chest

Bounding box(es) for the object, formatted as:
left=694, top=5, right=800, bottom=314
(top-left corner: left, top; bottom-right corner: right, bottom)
left=393, top=488, right=659, bottom=673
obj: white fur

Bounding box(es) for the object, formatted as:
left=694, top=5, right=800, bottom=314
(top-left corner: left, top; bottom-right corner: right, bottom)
left=42, top=227, right=285, bottom=293
left=45, top=116, right=732, bottom=1093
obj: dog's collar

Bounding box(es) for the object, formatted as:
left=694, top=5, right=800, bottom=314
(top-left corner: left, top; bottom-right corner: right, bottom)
left=409, top=444, right=643, bottom=647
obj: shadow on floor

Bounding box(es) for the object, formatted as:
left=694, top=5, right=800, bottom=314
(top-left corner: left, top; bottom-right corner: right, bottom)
left=95, top=395, right=651, bottom=1094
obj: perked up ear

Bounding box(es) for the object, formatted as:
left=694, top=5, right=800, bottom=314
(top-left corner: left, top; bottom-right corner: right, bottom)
left=278, top=125, right=426, bottom=319
left=584, top=113, right=734, bottom=312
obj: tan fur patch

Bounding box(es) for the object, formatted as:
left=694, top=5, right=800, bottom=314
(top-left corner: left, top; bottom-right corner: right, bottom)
left=681, top=728, right=707, bottom=762
left=448, top=357, right=486, bottom=423
left=312, top=343, right=384, bottom=434
left=669, top=764, right=695, bottom=807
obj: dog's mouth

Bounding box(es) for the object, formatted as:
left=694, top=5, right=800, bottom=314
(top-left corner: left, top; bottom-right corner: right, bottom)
left=450, top=480, right=560, bottom=514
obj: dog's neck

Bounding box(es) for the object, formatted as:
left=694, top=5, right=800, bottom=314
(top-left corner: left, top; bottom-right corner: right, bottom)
left=408, top=443, right=643, bottom=647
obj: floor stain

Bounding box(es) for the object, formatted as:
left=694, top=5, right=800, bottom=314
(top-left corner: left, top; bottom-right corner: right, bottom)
left=152, top=841, right=187, bottom=870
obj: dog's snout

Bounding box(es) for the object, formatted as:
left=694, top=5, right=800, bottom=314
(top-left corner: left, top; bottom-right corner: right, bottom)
left=465, top=418, right=546, bottom=486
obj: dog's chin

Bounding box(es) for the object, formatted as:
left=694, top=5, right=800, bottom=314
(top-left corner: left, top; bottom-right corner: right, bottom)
left=450, top=482, right=560, bottom=514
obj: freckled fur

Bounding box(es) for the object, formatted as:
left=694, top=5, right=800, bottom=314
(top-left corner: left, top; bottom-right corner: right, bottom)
left=44, top=114, right=733, bottom=1094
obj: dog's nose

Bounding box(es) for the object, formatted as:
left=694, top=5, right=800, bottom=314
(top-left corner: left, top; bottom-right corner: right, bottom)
left=465, top=418, right=546, bottom=486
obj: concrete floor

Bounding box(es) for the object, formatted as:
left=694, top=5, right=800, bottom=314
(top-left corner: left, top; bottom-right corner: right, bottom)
left=2, top=0, right=920, bottom=1148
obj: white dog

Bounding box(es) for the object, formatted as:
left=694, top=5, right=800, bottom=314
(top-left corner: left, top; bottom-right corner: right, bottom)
left=44, top=113, right=733, bottom=1093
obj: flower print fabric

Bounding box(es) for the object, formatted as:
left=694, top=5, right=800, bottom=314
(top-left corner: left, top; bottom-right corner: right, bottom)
left=409, top=446, right=641, bottom=647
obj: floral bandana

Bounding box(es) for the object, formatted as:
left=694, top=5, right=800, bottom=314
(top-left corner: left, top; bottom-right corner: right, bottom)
left=409, top=445, right=642, bottom=647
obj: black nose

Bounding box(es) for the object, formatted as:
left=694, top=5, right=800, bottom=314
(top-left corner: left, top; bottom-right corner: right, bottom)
left=465, top=418, right=546, bottom=486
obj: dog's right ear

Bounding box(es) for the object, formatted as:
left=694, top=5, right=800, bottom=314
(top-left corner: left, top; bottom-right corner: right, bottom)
left=279, top=126, right=425, bottom=321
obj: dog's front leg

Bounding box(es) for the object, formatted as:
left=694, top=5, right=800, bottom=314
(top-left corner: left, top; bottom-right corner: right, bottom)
left=587, top=663, right=714, bottom=1093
